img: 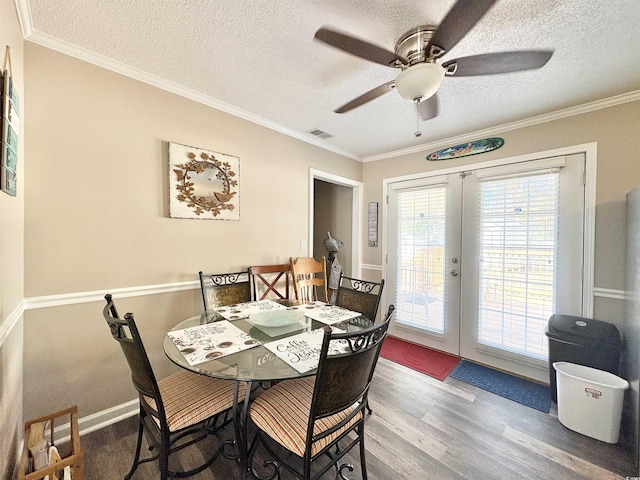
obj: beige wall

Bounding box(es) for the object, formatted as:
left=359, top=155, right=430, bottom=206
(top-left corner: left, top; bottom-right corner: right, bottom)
left=0, top=0, right=24, bottom=477
left=362, top=100, right=640, bottom=332
left=22, top=43, right=362, bottom=420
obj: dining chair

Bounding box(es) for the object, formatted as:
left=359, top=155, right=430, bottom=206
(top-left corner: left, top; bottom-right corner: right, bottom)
left=248, top=305, right=395, bottom=480
left=290, top=256, right=328, bottom=303
left=335, top=273, right=385, bottom=323
left=199, top=270, right=251, bottom=310
left=248, top=263, right=291, bottom=300
left=334, top=274, right=385, bottom=415
left=102, top=294, right=247, bottom=480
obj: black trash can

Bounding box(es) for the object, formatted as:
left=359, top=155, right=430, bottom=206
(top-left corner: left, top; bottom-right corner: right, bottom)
left=545, top=314, right=621, bottom=402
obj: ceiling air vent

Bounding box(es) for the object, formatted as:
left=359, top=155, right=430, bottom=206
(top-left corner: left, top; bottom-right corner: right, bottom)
left=308, top=128, right=334, bottom=140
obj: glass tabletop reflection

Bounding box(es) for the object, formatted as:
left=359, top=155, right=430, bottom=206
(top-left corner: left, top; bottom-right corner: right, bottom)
left=163, top=306, right=373, bottom=382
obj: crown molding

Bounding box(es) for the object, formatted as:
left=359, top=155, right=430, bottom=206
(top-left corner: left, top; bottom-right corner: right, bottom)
left=14, top=0, right=33, bottom=37
left=17, top=17, right=361, bottom=162
left=363, top=90, right=640, bottom=163
left=16, top=0, right=640, bottom=166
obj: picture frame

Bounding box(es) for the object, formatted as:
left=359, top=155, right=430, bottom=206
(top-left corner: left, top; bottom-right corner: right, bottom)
left=1, top=55, right=19, bottom=197
left=368, top=201, right=378, bottom=247
left=168, top=142, right=240, bottom=220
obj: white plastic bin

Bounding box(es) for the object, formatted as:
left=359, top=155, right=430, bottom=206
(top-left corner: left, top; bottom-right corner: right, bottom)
left=553, top=361, right=629, bottom=443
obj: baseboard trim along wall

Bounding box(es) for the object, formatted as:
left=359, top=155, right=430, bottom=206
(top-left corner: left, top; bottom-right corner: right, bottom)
left=53, top=400, right=139, bottom=443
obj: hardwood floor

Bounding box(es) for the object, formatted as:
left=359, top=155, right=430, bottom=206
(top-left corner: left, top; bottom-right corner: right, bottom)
left=79, top=358, right=635, bottom=479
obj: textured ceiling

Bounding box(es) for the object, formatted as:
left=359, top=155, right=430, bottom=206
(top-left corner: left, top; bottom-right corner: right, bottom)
left=19, top=0, right=640, bottom=160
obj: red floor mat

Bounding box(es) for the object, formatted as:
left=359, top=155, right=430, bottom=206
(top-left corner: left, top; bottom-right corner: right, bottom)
left=380, top=336, right=460, bottom=381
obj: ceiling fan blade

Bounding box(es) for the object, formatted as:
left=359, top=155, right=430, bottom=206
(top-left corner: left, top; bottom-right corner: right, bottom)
left=427, top=0, right=497, bottom=55
left=417, top=94, right=438, bottom=121
left=442, top=51, right=553, bottom=76
left=315, top=27, right=407, bottom=67
left=334, top=81, right=395, bottom=113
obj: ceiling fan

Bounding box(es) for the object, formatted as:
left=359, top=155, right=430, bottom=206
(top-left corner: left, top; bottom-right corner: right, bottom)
left=314, top=0, right=553, bottom=129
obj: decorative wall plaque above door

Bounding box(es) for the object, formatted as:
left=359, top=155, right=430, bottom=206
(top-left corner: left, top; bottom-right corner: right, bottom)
left=169, top=142, right=240, bottom=220
left=426, top=137, right=504, bottom=161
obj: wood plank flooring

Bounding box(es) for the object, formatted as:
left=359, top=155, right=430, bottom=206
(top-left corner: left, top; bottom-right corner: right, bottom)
left=79, top=358, right=635, bottom=479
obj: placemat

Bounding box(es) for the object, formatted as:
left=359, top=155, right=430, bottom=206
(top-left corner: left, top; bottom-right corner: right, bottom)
left=214, top=299, right=286, bottom=320
left=288, top=302, right=361, bottom=325
left=168, top=320, right=260, bottom=365
left=264, top=326, right=345, bottom=373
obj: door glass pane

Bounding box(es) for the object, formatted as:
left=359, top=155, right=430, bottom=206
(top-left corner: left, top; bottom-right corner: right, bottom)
left=477, top=171, right=559, bottom=359
left=396, top=186, right=447, bottom=332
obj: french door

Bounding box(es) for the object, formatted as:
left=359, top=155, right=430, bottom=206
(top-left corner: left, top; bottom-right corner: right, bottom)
left=386, top=154, right=585, bottom=380
left=387, top=173, right=462, bottom=355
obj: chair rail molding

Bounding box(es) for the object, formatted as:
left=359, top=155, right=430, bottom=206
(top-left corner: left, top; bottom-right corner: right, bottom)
left=362, top=263, right=383, bottom=271
left=0, top=299, right=26, bottom=347
left=24, top=280, right=200, bottom=310
left=593, top=287, right=627, bottom=300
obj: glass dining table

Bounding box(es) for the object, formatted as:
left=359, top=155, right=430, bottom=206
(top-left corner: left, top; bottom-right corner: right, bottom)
left=163, top=299, right=373, bottom=479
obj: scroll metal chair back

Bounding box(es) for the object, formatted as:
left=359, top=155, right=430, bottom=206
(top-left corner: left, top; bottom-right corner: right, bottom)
left=248, top=263, right=291, bottom=300
left=102, top=294, right=245, bottom=480
left=335, top=273, right=385, bottom=323
left=249, top=305, right=395, bottom=480
left=199, top=270, right=251, bottom=310
left=290, top=256, right=328, bottom=303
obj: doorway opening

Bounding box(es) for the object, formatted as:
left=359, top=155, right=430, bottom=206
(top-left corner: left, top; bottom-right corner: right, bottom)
left=309, top=169, right=363, bottom=281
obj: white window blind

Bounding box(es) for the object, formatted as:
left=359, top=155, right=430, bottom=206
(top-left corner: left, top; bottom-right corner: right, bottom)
left=477, top=170, right=559, bottom=359
left=396, top=185, right=447, bottom=333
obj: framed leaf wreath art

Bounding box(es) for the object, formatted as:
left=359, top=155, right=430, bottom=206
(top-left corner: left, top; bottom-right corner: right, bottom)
left=169, top=142, right=240, bottom=220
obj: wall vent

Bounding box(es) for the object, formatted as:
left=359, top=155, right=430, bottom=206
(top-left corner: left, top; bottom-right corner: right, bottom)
left=308, top=128, right=334, bottom=139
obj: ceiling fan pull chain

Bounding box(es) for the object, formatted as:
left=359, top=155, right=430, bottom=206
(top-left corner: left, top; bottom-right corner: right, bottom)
left=414, top=102, right=422, bottom=137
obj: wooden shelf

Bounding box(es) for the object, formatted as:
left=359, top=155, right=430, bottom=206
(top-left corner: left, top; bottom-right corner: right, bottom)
left=18, top=406, right=83, bottom=480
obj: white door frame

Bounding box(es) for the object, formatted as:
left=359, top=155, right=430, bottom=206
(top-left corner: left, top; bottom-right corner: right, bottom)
left=309, top=168, right=364, bottom=278
left=381, top=142, right=597, bottom=335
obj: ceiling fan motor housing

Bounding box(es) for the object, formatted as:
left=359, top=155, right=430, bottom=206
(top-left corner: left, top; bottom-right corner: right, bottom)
left=395, top=26, right=439, bottom=65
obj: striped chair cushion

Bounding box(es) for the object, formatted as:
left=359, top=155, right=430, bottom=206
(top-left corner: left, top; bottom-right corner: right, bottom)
left=144, top=370, right=246, bottom=432
left=249, top=376, right=362, bottom=457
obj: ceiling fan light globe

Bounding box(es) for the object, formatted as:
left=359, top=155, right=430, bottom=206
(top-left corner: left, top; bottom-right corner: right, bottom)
left=395, top=63, right=445, bottom=102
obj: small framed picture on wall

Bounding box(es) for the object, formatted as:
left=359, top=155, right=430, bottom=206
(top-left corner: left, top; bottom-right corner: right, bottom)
left=1, top=49, right=19, bottom=197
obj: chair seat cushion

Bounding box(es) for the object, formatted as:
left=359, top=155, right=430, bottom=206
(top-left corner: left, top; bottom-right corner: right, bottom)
left=249, top=376, right=362, bottom=457
left=145, top=370, right=246, bottom=432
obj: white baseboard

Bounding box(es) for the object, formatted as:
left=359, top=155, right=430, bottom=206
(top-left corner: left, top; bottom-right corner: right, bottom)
left=53, top=399, right=139, bottom=443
